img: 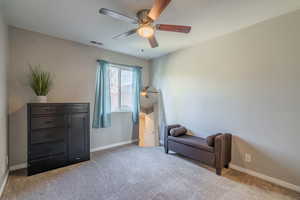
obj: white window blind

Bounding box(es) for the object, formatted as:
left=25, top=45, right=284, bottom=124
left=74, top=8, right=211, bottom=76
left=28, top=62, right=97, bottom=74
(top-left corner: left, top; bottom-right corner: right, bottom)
left=109, top=65, right=134, bottom=112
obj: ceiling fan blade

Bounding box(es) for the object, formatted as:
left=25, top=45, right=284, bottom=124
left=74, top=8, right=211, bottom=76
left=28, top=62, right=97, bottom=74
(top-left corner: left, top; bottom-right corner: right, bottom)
left=99, top=8, right=138, bottom=24
left=148, top=36, right=159, bottom=48
left=112, top=29, right=137, bottom=39
left=156, top=24, right=191, bottom=33
left=148, top=0, right=171, bottom=21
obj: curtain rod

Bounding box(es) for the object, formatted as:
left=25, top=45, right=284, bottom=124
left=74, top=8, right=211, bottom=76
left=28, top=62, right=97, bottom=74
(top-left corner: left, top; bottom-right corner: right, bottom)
left=97, top=60, right=142, bottom=69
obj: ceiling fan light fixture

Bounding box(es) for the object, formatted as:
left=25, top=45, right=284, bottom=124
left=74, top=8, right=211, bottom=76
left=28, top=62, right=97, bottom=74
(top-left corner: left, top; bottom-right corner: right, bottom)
left=99, top=1, right=192, bottom=48
left=137, top=25, right=154, bottom=38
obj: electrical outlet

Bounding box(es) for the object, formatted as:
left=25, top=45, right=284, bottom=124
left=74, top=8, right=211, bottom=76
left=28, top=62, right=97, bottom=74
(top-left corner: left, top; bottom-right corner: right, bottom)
left=245, top=153, right=252, bottom=162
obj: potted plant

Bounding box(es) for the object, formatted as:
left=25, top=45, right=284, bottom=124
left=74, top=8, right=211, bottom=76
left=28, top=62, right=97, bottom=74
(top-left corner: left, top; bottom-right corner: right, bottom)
left=29, top=65, right=53, bottom=103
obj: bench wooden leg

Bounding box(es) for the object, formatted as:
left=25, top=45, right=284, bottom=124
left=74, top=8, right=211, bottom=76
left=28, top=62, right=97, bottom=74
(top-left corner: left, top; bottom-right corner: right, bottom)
left=216, top=168, right=222, bottom=176
left=164, top=147, right=169, bottom=154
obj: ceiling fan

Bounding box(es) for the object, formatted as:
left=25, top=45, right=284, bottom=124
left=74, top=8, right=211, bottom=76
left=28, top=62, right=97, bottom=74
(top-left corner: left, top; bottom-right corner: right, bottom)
left=99, top=0, right=191, bottom=48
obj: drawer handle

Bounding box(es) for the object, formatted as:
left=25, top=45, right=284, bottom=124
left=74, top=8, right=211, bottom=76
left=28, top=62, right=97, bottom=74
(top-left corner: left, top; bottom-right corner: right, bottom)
left=45, top=121, right=53, bottom=124
left=75, top=157, right=81, bottom=160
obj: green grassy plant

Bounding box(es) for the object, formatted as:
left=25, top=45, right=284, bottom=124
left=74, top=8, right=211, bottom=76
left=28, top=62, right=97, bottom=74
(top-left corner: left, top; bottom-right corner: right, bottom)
left=29, top=65, right=53, bottom=96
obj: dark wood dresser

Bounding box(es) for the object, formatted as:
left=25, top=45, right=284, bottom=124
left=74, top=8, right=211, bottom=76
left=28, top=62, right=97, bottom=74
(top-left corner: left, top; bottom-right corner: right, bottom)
left=27, top=103, right=90, bottom=175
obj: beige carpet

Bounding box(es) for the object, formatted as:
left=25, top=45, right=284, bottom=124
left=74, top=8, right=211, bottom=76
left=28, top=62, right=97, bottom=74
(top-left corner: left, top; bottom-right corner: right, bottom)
left=1, top=144, right=299, bottom=200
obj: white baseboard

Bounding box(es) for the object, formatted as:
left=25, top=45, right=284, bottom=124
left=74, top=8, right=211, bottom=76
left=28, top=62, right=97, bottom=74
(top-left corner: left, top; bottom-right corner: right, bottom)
left=9, top=163, right=27, bottom=171
left=0, top=171, right=9, bottom=198
left=90, top=139, right=138, bottom=153
left=230, top=164, right=300, bottom=193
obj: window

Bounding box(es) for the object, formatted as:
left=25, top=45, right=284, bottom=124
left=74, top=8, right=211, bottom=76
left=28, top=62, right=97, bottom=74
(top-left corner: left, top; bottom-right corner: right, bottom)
left=109, top=65, right=134, bottom=112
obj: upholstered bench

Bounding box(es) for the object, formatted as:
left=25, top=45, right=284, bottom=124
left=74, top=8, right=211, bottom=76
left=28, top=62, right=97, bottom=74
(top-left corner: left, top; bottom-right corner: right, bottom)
left=164, top=124, right=232, bottom=175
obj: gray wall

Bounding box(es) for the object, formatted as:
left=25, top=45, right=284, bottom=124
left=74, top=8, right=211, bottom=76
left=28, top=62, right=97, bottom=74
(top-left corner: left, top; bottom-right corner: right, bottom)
left=0, top=5, right=8, bottom=188
left=8, top=27, right=149, bottom=166
left=150, top=10, right=300, bottom=186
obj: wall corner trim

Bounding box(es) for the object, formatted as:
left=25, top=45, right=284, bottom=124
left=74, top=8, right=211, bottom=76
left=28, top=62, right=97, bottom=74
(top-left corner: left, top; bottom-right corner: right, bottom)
left=90, top=139, right=138, bottom=153
left=230, top=164, right=300, bottom=193
left=0, top=171, right=9, bottom=198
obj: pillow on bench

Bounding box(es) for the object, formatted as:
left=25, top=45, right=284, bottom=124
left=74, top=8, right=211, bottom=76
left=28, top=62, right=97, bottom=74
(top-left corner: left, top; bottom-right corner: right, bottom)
left=206, top=133, right=222, bottom=146
left=170, top=126, right=187, bottom=137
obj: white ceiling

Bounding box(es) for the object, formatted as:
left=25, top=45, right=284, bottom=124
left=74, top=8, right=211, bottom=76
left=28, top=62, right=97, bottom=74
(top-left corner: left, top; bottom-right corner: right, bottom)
left=2, top=0, right=300, bottom=59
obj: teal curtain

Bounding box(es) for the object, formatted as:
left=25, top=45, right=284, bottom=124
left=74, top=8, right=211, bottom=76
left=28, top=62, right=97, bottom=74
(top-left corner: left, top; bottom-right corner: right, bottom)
left=132, top=67, right=142, bottom=124
left=92, top=60, right=111, bottom=128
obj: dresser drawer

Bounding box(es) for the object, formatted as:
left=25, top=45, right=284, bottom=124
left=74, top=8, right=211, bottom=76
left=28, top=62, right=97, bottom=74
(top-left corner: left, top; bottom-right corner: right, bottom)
left=28, top=154, right=67, bottom=175
left=31, top=105, right=66, bottom=115
left=31, top=128, right=66, bottom=145
left=30, top=141, right=66, bottom=159
left=31, top=116, right=65, bottom=130
left=67, top=104, right=89, bottom=113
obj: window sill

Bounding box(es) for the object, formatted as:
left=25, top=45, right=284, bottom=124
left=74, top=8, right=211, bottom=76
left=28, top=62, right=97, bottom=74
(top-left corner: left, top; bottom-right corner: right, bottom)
left=112, top=111, right=132, bottom=114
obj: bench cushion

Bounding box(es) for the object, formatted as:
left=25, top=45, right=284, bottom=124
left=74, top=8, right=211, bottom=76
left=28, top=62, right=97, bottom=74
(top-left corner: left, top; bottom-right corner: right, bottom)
left=168, top=135, right=214, bottom=153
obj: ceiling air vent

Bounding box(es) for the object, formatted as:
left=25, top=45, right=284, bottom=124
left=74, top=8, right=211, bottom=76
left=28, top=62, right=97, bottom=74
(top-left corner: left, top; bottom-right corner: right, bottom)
left=90, top=41, right=103, bottom=46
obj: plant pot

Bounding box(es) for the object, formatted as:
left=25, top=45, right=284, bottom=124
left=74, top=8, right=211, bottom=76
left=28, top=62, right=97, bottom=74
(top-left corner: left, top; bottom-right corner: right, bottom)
left=37, top=96, right=47, bottom=103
